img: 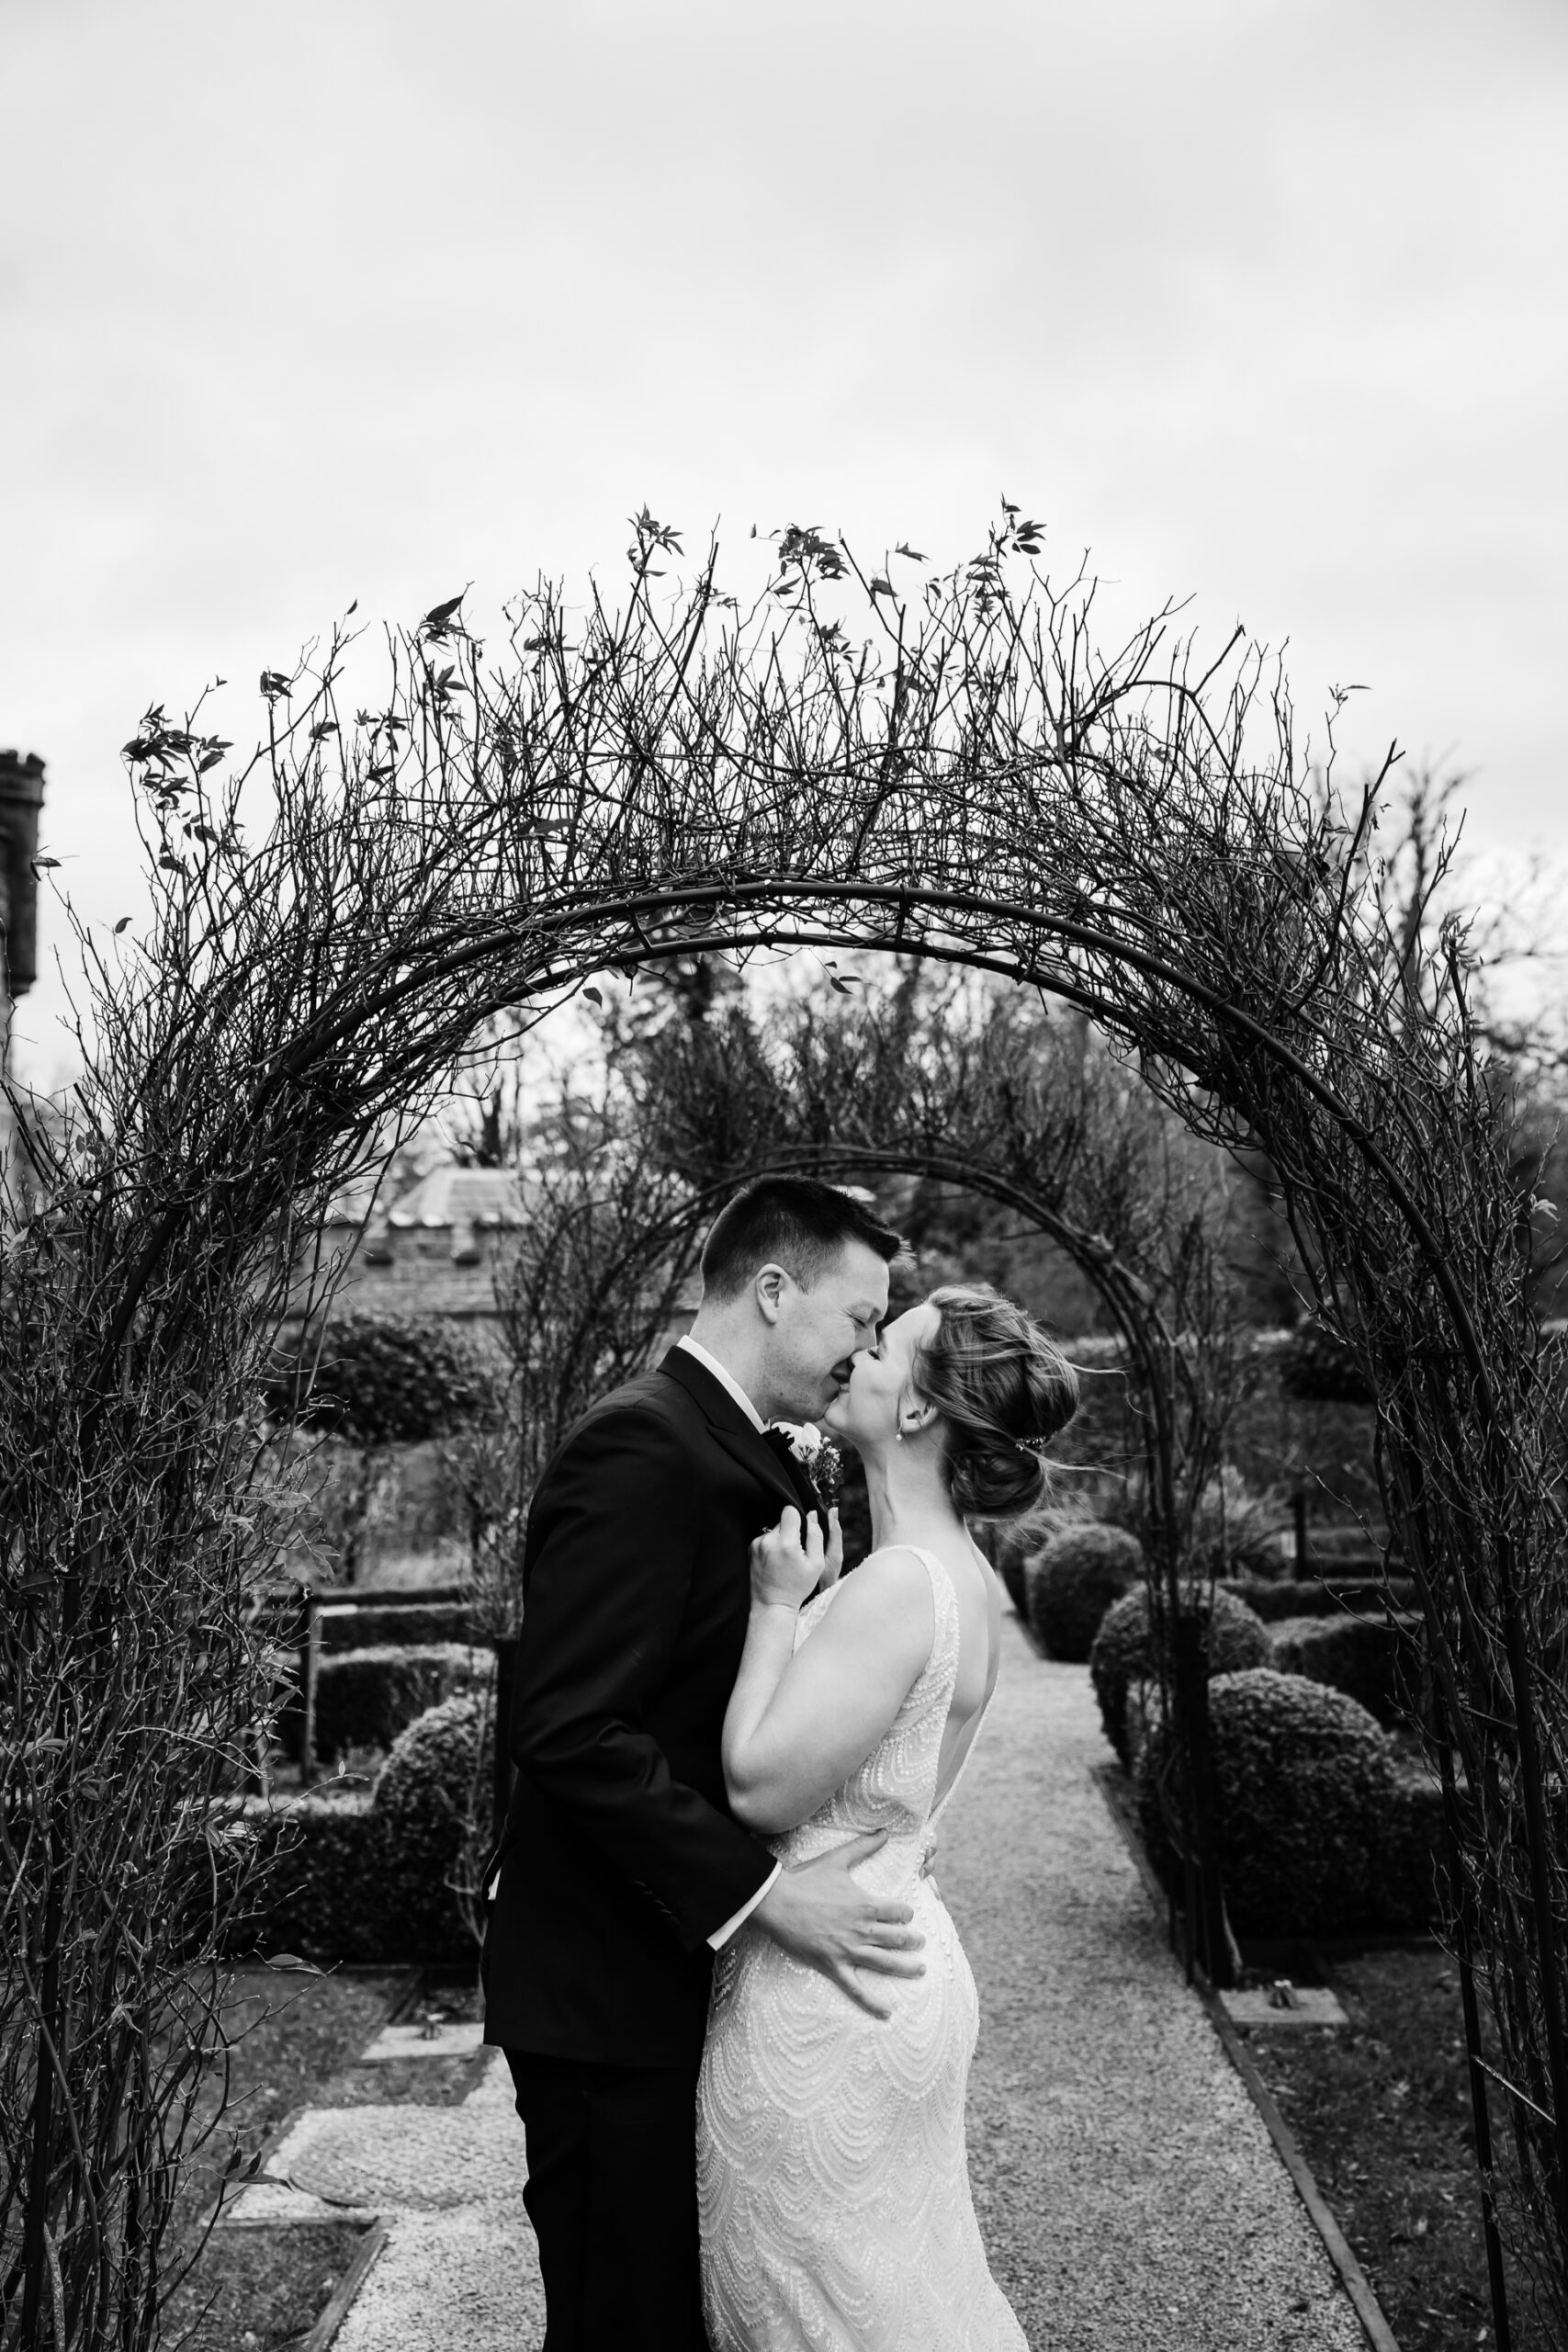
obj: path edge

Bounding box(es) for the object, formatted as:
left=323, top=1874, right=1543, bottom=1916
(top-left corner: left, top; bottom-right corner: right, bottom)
left=304, top=2218, right=390, bottom=2352
left=1087, top=1758, right=1402, bottom=2352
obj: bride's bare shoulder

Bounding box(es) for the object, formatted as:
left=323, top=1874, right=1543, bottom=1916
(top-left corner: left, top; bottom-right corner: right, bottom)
left=816, top=1544, right=935, bottom=1648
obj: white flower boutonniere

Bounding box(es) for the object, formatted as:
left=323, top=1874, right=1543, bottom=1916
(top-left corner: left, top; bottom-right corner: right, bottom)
left=772, top=1421, right=844, bottom=1508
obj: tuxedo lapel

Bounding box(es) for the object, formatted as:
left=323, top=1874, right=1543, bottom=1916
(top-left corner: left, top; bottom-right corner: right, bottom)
left=657, top=1348, right=803, bottom=1517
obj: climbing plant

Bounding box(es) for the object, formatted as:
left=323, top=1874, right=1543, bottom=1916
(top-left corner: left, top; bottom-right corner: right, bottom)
left=3, top=504, right=1565, bottom=2342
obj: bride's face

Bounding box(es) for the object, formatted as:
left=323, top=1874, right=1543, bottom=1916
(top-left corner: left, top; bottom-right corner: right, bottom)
left=824, top=1300, right=940, bottom=1452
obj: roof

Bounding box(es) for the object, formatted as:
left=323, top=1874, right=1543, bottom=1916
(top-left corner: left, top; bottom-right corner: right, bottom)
left=385, top=1163, right=528, bottom=1229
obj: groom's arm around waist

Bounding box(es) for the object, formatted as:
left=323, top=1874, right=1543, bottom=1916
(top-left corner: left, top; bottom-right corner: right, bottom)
left=508, top=1401, right=773, bottom=1952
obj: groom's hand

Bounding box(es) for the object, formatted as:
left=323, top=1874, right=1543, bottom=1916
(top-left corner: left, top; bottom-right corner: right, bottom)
left=752, top=1828, right=924, bottom=2020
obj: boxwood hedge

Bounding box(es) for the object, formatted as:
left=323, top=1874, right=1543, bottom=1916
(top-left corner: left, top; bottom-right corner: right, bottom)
left=1135, top=1666, right=1428, bottom=1936
left=1024, top=1525, right=1145, bottom=1661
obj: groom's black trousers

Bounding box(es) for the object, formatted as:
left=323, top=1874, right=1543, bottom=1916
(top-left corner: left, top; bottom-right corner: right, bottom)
left=505, top=2050, right=709, bottom=2352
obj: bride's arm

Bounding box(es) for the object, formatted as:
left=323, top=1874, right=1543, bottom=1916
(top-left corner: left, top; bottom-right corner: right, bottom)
left=723, top=1512, right=933, bottom=1834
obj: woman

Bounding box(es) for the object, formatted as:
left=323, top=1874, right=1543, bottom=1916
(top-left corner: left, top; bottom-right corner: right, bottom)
left=697, top=1283, right=1080, bottom=2350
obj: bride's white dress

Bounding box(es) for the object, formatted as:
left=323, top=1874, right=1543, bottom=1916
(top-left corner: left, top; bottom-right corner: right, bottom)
left=697, top=1545, right=1026, bottom=2352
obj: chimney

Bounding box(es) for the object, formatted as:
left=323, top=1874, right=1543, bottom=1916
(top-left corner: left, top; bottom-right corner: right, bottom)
left=0, top=751, right=46, bottom=998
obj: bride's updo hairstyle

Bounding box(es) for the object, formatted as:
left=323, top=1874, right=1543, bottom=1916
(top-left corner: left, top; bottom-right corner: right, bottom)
left=909, top=1284, right=1079, bottom=1524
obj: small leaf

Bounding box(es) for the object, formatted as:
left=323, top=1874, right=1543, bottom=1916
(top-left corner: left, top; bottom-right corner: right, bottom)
left=114, top=916, right=132, bottom=933
left=264, top=1953, right=322, bottom=1973
left=31, top=854, right=60, bottom=869
left=582, top=985, right=604, bottom=1008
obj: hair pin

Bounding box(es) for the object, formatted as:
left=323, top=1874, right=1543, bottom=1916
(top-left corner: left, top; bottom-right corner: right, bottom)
left=1012, top=1435, right=1052, bottom=1455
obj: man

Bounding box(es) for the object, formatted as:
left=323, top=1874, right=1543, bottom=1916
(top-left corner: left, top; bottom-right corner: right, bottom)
left=482, top=1174, right=926, bottom=2350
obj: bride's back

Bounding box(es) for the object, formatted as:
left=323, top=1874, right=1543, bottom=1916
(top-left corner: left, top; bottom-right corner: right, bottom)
left=764, top=1539, right=992, bottom=1886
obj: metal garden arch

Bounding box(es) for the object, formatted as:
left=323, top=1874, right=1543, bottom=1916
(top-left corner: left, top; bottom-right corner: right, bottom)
left=8, top=514, right=1564, bottom=2344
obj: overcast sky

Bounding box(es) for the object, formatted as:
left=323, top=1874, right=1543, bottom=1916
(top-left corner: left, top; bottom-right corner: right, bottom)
left=4, top=0, right=1564, bottom=1080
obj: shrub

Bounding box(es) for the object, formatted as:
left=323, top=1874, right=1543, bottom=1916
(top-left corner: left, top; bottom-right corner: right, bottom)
left=317, top=1599, right=479, bottom=1651
left=988, top=1523, right=1033, bottom=1619
left=1136, top=1668, right=1396, bottom=1936
left=281, top=1642, right=489, bottom=1761
left=237, top=1790, right=388, bottom=1963
left=1220, top=1575, right=1417, bottom=1623
left=239, top=1690, right=497, bottom=1962
left=371, top=1691, right=493, bottom=1958
left=1089, top=1585, right=1273, bottom=1767
left=1183, top=1467, right=1286, bottom=1581
left=1277, top=1319, right=1376, bottom=1406
left=1375, top=1758, right=1446, bottom=1930
left=1270, top=1612, right=1422, bottom=1729
left=1024, top=1524, right=1144, bottom=1661
left=265, top=1311, right=497, bottom=1445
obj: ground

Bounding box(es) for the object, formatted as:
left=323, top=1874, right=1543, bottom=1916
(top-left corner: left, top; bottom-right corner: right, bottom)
left=162, top=1969, right=409, bottom=2352
left=1241, top=1943, right=1556, bottom=2352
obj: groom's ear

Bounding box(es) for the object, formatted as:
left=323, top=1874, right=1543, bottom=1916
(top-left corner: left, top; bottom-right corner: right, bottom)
left=754, top=1262, right=789, bottom=1325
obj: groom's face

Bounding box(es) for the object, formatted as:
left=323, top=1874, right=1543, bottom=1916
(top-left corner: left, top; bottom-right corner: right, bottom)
left=759, top=1238, right=890, bottom=1420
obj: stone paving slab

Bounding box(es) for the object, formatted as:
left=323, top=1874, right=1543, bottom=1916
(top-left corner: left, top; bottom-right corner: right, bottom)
left=1220, top=1985, right=1349, bottom=2030
left=265, top=1606, right=1374, bottom=2350
left=361, top=2018, right=487, bottom=2063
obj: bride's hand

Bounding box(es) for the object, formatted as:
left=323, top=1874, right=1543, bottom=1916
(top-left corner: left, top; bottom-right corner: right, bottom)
left=750, top=1506, right=841, bottom=1610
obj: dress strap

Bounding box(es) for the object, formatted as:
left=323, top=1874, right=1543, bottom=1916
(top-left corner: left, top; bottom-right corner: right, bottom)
left=871, top=1544, right=961, bottom=1673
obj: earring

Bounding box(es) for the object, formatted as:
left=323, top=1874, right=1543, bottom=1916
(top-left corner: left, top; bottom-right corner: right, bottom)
left=896, top=1428, right=904, bottom=1442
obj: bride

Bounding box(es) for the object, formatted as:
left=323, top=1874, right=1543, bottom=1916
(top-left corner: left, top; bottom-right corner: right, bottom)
left=697, top=1283, right=1079, bottom=2351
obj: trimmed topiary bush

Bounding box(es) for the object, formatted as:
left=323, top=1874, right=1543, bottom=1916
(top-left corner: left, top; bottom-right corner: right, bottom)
left=1183, top=1468, right=1286, bottom=1581
left=1220, top=1575, right=1417, bottom=1623
left=1024, top=1524, right=1145, bottom=1660
left=1089, top=1584, right=1273, bottom=1766
left=298, top=1642, right=489, bottom=1760
left=1136, top=1667, right=1397, bottom=1936
left=371, top=1691, right=493, bottom=1958
left=276, top=1640, right=487, bottom=1762
left=1269, top=1612, right=1421, bottom=1729
left=237, top=1690, right=497, bottom=1962
left=1277, top=1318, right=1376, bottom=1406
left=236, top=1790, right=388, bottom=1962
left=265, top=1311, right=497, bottom=1445
left=988, top=1524, right=1033, bottom=1620
left=1374, top=1758, right=1446, bottom=1930
left=317, top=1599, right=479, bottom=1651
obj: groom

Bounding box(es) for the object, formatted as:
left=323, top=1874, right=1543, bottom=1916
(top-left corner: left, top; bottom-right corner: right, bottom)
left=481, top=1174, right=925, bottom=2351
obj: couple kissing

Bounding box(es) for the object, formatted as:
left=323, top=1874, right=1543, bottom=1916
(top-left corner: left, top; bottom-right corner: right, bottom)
left=481, top=1173, right=1079, bottom=2350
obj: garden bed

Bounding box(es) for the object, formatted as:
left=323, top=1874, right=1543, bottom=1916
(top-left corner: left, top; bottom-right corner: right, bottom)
left=161, top=1965, right=411, bottom=2351
left=1239, top=1942, right=1555, bottom=2352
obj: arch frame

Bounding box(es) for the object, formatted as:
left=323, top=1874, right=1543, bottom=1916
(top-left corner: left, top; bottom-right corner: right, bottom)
left=9, top=526, right=1565, bottom=2338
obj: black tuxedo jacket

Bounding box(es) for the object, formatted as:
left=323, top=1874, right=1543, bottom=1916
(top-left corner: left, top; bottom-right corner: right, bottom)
left=480, top=1347, right=822, bottom=2068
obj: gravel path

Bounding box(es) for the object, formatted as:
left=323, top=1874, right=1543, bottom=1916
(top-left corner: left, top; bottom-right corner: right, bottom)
left=942, top=1612, right=1366, bottom=2350
left=243, top=1606, right=1371, bottom=2349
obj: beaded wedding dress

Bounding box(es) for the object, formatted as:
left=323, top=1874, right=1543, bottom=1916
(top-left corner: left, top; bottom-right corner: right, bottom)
left=696, top=1545, right=1026, bottom=2352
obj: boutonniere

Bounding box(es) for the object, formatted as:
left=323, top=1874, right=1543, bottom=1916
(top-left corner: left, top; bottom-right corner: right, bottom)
left=773, top=1421, right=844, bottom=1508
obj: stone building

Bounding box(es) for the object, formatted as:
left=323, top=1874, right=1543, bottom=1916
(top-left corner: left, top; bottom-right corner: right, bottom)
left=0, top=750, right=46, bottom=1182
left=298, top=1161, right=530, bottom=1329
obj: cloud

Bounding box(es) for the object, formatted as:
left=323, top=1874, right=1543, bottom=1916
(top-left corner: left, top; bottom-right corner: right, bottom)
left=3, top=0, right=1564, bottom=1075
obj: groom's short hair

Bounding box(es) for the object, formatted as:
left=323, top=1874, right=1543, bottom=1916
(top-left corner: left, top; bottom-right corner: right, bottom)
left=699, top=1174, right=904, bottom=1302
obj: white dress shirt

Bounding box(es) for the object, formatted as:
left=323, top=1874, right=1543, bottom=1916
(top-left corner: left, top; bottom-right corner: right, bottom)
left=674, top=1335, right=784, bottom=1948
